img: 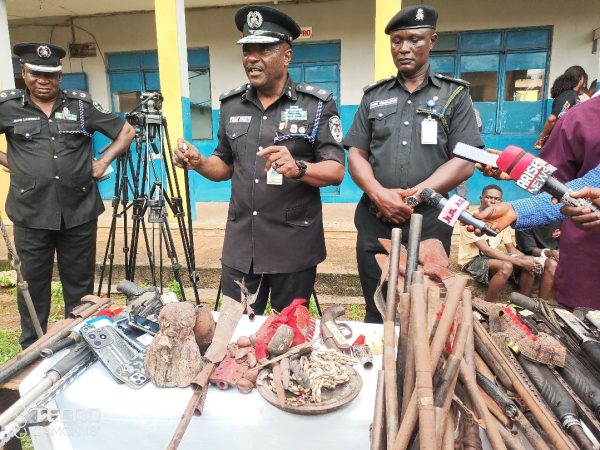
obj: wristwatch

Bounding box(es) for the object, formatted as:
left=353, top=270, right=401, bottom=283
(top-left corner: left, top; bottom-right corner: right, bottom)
left=294, top=160, right=307, bottom=179
left=404, top=195, right=419, bottom=208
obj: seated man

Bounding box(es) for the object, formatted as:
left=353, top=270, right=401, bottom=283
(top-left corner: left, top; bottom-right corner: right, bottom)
left=515, top=221, right=561, bottom=300
left=457, top=185, right=539, bottom=302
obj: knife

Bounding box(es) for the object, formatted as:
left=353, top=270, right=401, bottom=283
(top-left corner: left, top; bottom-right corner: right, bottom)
left=555, top=308, right=600, bottom=370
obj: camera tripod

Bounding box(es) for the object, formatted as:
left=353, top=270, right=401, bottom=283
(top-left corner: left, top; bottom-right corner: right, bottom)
left=97, top=92, right=200, bottom=303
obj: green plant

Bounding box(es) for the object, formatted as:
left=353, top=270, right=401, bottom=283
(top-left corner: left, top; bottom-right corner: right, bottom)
left=51, top=281, right=63, bottom=306
left=347, top=303, right=363, bottom=321
left=308, top=296, right=319, bottom=318
left=0, top=328, right=21, bottom=364
left=168, top=280, right=183, bottom=301
left=0, top=274, right=14, bottom=287
left=263, top=301, right=272, bottom=316
left=49, top=281, right=64, bottom=322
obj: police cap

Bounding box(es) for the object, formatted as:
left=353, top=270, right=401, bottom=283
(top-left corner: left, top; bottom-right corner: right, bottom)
left=13, top=42, right=66, bottom=73
left=235, top=5, right=301, bottom=45
left=385, top=5, right=438, bottom=34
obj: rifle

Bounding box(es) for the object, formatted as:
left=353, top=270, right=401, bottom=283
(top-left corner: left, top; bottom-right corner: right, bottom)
left=0, top=295, right=109, bottom=385
left=0, top=343, right=95, bottom=445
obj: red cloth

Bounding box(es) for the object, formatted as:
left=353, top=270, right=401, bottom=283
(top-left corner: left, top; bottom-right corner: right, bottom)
left=254, top=298, right=315, bottom=361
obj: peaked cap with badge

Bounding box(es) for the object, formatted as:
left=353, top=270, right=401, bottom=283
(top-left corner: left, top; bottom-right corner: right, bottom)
left=235, top=5, right=301, bottom=45
left=385, top=4, right=438, bottom=34
left=13, top=42, right=66, bottom=73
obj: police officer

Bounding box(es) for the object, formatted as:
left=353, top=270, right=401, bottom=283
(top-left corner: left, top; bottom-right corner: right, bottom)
left=174, top=5, right=345, bottom=315
left=0, top=42, right=135, bottom=347
left=343, top=5, right=483, bottom=323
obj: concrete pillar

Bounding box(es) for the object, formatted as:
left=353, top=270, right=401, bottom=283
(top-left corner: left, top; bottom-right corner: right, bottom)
left=154, top=0, right=191, bottom=214
left=0, top=0, right=14, bottom=91
left=374, top=0, right=401, bottom=81
left=0, top=0, right=13, bottom=212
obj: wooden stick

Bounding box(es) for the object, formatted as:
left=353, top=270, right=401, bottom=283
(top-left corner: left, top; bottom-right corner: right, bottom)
left=371, top=370, right=387, bottom=450
left=441, top=407, right=455, bottom=450
left=393, top=276, right=467, bottom=450
left=458, top=359, right=507, bottom=450
left=384, top=228, right=402, bottom=449
left=434, top=321, right=469, bottom=449
left=397, top=292, right=411, bottom=420
left=411, top=281, right=436, bottom=450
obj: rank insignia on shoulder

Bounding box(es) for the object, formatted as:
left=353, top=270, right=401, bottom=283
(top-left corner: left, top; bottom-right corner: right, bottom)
left=434, top=73, right=470, bottom=87
left=64, top=89, right=92, bottom=102
left=363, top=76, right=395, bottom=93
left=296, top=84, right=332, bottom=101
left=219, top=84, right=249, bottom=101
left=0, top=89, right=24, bottom=103
left=93, top=101, right=111, bottom=114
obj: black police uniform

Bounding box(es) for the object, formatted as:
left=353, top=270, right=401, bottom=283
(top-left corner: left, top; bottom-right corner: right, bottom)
left=0, top=79, right=126, bottom=347
left=216, top=78, right=345, bottom=314
left=343, top=4, right=483, bottom=323
left=213, top=5, right=345, bottom=314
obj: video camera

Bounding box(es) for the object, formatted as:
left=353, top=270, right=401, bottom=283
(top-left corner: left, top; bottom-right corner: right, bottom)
left=125, top=91, right=163, bottom=127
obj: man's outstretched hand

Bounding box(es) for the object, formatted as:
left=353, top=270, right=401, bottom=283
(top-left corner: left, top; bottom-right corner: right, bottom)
left=560, top=187, right=600, bottom=233
left=466, top=202, right=517, bottom=235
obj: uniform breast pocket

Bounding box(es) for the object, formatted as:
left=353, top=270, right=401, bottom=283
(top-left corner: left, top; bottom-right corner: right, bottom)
left=225, top=122, right=251, bottom=157
left=276, top=121, right=313, bottom=159
left=13, top=121, right=41, bottom=147
left=57, top=121, right=84, bottom=149
left=368, top=107, right=397, bottom=142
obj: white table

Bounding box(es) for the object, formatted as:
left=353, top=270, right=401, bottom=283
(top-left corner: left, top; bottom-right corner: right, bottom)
left=21, top=315, right=383, bottom=450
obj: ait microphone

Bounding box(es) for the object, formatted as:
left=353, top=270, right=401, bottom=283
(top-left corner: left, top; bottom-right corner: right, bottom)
left=496, top=145, right=598, bottom=211
left=420, top=188, right=498, bottom=237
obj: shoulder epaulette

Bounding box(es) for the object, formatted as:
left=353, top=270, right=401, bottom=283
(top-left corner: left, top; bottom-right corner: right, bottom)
left=0, top=89, right=24, bottom=104
left=363, top=76, right=395, bottom=93
left=295, top=84, right=332, bottom=101
left=219, top=84, right=249, bottom=101
left=64, top=89, right=92, bottom=103
left=434, top=73, right=470, bottom=87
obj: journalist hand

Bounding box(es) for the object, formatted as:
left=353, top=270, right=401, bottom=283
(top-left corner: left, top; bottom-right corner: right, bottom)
left=174, top=138, right=202, bottom=170
left=560, top=187, right=600, bottom=233
left=371, top=187, right=417, bottom=224
left=474, top=149, right=511, bottom=180
left=466, top=202, right=517, bottom=236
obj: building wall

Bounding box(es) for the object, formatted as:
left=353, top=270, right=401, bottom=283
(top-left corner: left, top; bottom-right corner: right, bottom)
left=5, top=0, right=599, bottom=206
left=404, top=0, right=599, bottom=91
left=8, top=0, right=374, bottom=108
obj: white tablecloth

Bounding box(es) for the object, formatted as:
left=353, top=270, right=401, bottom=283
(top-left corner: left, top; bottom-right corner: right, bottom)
left=21, top=315, right=384, bottom=450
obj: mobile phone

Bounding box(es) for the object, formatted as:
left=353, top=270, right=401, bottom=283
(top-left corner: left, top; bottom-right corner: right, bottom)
left=453, top=143, right=499, bottom=168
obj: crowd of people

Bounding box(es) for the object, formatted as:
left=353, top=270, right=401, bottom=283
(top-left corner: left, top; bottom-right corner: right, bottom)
left=1, top=4, right=599, bottom=346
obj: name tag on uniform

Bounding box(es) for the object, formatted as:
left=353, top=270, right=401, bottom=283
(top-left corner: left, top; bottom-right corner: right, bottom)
left=421, top=118, right=438, bottom=145
left=266, top=167, right=283, bottom=185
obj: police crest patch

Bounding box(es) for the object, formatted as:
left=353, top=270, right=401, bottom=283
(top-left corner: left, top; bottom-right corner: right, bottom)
left=93, top=102, right=111, bottom=114
left=329, top=116, right=343, bottom=143
left=247, top=11, right=263, bottom=29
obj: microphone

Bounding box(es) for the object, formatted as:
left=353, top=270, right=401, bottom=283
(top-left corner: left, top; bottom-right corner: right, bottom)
left=454, top=143, right=598, bottom=211
left=420, top=188, right=498, bottom=237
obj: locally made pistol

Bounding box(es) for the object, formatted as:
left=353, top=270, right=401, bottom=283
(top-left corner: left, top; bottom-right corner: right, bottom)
left=319, top=305, right=352, bottom=354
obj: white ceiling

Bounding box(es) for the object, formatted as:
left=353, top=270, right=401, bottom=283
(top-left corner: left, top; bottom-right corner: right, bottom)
left=6, top=0, right=297, bottom=20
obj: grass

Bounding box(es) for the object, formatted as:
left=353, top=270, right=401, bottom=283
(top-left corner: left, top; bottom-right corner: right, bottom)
left=168, top=280, right=183, bottom=301
left=0, top=328, right=21, bottom=364
left=49, top=281, right=64, bottom=322
left=0, top=274, right=14, bottom=287
left=347, top=303, right=363, bottom=321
